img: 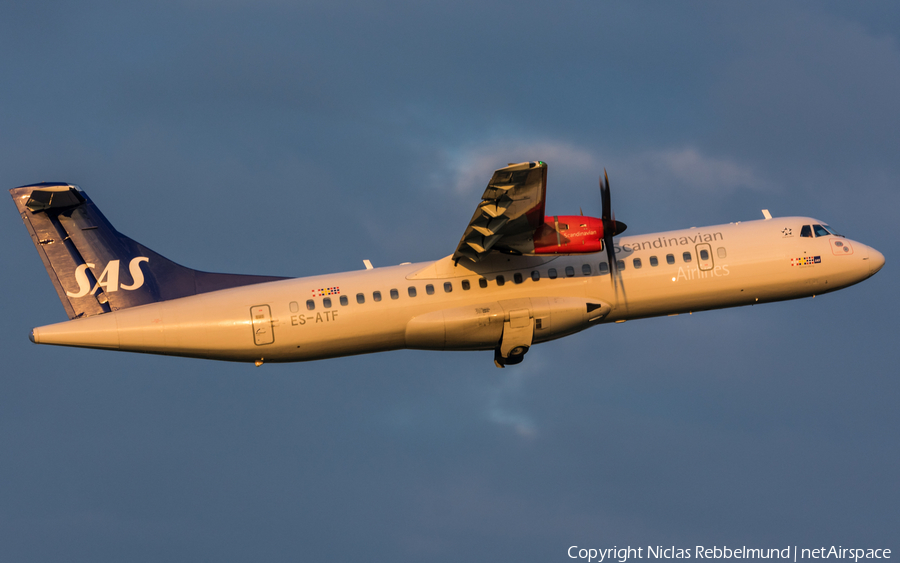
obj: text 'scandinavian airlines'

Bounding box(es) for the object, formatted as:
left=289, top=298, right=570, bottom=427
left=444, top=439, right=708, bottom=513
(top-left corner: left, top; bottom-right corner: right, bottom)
left=11, top=161, right=884, bottom=367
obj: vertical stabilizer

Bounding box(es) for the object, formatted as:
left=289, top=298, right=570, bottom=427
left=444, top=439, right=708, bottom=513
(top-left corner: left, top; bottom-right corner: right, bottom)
left=10, top=183, right=288, bottom=319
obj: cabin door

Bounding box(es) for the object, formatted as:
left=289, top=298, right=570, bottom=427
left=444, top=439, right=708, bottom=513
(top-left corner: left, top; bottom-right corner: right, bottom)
left=696, top=243, right=714, bottom=271
left=250, top=304, right=275, bottom=346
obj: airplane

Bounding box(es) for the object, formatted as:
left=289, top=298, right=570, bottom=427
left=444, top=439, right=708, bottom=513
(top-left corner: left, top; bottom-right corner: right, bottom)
left=9, top=161, right=885, bottom=368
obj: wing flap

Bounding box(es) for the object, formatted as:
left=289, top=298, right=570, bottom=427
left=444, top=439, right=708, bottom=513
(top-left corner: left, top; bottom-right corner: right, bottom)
left=452, top=161, right=547, bottom=263
left=471, top=215, right=509, bottom=237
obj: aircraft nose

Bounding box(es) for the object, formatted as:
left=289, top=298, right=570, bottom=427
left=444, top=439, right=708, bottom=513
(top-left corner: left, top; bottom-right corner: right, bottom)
left=868, top=247, right=885, bottom=275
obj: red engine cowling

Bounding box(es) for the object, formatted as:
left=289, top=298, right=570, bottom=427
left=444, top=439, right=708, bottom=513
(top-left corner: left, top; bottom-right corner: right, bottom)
left=532, top=215, right=603, bottom=254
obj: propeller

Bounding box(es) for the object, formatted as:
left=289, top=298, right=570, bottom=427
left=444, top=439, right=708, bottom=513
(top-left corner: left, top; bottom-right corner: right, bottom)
left=600, top=169, right=627, bottom=289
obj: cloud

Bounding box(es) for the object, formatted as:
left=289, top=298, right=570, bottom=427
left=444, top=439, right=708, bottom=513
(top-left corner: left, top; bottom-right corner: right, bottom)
left=483, top=359, right=544, bottom=438
left=617, top=147, right=770, bottom=195
left=435, top=139, right=599, bottom=197
left=436, top=138, right=769, bottom=199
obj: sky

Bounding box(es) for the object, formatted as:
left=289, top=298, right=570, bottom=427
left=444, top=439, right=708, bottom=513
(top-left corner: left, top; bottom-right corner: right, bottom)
left=1, top=1, right=898, bottom=561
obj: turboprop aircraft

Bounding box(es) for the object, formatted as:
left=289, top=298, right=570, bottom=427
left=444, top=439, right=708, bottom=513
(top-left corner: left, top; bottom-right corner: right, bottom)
left=10, top=161, right=885, bottom=367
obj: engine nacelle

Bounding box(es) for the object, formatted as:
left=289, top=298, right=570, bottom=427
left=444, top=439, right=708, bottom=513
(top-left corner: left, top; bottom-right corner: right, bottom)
left=405, top=302, right=506, bottom=351
left=532, top=215, right=603, bottom=254
left=404, top=297, right=611, bottom=351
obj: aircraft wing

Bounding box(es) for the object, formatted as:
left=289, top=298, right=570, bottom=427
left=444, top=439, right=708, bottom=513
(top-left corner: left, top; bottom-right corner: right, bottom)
left=452, top=161, right=548, bottom=263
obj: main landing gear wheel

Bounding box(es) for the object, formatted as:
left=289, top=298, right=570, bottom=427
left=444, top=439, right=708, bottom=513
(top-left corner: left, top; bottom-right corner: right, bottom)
left=494, top=345, right=529, bottom=368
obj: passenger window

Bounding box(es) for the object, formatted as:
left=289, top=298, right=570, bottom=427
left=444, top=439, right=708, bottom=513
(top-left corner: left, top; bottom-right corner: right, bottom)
left=649, top=256, right=658, bottom=267
left=598, top=262, right=609, bottom=275
left=373, top=291, right=382, bottom=302
left=462, top=280, right=471, bottom=290
left=565, top=266, right=575, bottom=277
left=390, top=288, right=399, bottom=300
left=666, top=254, right=675, bottom=265
left=683, top=251, right=692, bottom=263
left=800, top=225, right=813, bottom=238
left=323, top=297, right=332, bottom=308
left=813, top=225, right=830, bottom=237
left=717, top=247, right=726, bottom=259
left=582, top=264, right=591, bottom=275
left=496, top=275, right=505, bottom=286
left=408, top=286, right=417, bottom=297
left=444, top=282, right=452, bottom=293
left=306, top=299, right=315, bottom=310
left=514, top=273, right=523, bottom=284
left=616, top=260, right=625, bottom=270
left=356, top=293, right=365, bottom=304
left=340, top=295, right=348, bottom=306
left=699, top=249, right=709, bottom=261
left=548, top=268, right=558, bottom=279
left=633, top=258, right=642, bottom=269
left=426, top=284, right=435, bottom=295
left=478, top=278, right=488, bottom=288
left=531, top=271, right=540, bottom=281
left=290, top=301, right=299, bottom=313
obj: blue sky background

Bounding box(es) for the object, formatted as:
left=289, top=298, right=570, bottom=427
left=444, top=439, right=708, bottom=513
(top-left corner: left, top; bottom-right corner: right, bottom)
left=1, top=1, right=897, bottom=561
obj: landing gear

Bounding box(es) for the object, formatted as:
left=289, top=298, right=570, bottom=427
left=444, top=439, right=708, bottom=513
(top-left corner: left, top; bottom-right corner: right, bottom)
left=494, top=309, right=534, bottom=368
left=494, top=345, right=529, bottom=368
left=493, top=307, right=534, bottom=368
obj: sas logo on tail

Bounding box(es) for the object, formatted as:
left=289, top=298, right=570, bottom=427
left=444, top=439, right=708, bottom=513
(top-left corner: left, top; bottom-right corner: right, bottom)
left=66, top=257, right=150, bottom=298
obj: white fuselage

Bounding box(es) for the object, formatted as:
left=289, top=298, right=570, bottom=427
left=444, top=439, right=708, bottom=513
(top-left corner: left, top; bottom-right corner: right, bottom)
left=31, top=217, right=884, bottom=364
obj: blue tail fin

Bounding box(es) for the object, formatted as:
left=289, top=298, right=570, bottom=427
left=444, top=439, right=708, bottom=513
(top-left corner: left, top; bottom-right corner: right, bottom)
left=10, top=183, right=288, bottom=319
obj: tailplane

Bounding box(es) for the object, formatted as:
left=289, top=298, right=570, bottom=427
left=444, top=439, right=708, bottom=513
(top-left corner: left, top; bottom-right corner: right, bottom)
left=10, top=183, right=288, bottom=319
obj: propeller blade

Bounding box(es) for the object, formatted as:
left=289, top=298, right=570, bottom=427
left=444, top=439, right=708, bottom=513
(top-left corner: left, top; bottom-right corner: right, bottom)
left=600, top=170, right=617, bottom=291
left=605, top=225, right=617, bottom=289
left=601, top=170, right=612, bottom=223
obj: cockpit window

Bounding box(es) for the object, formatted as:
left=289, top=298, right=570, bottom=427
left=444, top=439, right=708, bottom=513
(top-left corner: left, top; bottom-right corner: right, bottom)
left=800, top=225, right=813, bottom=238
left=822, top=224, right=843, bottom=237
left=813, top=225, right=830, bottom=237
